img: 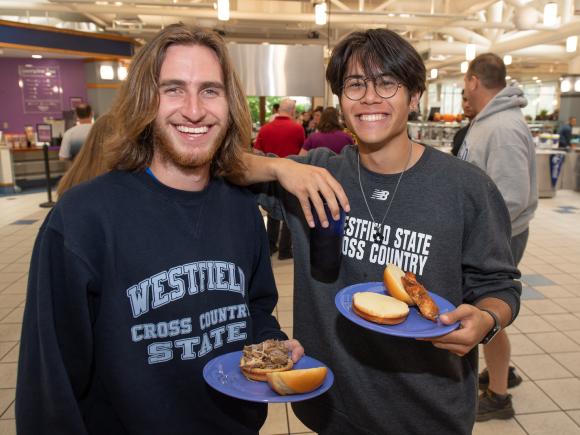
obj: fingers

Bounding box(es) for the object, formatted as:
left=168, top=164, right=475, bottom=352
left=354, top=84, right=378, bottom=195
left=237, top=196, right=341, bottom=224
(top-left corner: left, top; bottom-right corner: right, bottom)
left=284, top=339, right=305, bottom=363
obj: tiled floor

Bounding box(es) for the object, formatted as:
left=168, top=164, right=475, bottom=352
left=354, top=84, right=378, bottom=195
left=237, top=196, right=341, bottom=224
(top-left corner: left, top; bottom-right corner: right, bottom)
left=1, top=189, right=580, bottom=434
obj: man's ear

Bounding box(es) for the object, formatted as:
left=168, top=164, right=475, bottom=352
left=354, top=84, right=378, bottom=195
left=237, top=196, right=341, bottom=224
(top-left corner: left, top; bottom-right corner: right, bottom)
left=409, top=93, right=420, bottom=112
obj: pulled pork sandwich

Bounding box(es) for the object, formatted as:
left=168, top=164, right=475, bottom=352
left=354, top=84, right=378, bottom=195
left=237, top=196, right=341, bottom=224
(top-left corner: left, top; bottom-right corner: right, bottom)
left=240, top=339, right=293, bottom=381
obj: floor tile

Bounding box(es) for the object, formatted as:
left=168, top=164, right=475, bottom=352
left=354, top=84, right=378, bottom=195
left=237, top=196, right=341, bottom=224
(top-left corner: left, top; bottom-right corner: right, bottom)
left=522, top=275, right=557, bottom=287
left=527, top=331, right=580, bottom=353
left=0, top=403, right=14, bottom=420
left=0, top=419, right=15, bottom=435
left=511, top=381, right=559, bottom=414
left=542, top=314, right=580, bottom=331
left=536, top=378, right=580, bottom=410
left=538, top=285, right=576, bottom=298
left=565, top=330, right=580, bottom=345
left=0, top=365, right=17, bottom=389
left=511, top=354, right=572, bottom=380
left=555, top=298, right=580, bottom=314
left=512, top=315, right=558, bottom=333
left=0, top=310, right=23, bottom=325
left=552, top=352, right=580, bottom=377
left=0, top=345, right=18, bottom=364
left=517, top=411, right=580, bottom=435
left=509, top=333, right=545, bottom=356
left=259, top=403, right=288, bottom=435
left=473, top=419, right=527, bottom=435
left=568, top=410, right=580, bottom=426
left=524, top=299, right=569, bottom=314
left=0, top=390, right=14, bottom=418
left=522, top=286, right=547, bottom=300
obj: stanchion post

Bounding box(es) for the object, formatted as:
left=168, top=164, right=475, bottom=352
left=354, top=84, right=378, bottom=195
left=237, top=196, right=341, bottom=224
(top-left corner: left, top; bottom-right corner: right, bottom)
left=40, top=143, right=55, bottom=208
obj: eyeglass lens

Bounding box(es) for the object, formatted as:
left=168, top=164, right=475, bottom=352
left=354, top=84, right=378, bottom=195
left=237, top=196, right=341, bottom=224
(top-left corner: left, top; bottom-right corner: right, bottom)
left=343, top=75, right=399, bottom=100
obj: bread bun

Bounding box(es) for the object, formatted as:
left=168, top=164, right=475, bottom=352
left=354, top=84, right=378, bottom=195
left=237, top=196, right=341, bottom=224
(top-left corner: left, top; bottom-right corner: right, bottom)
left=384, top=263, right=414, bottom=305
left=240, top=360, right=294, bottom=382
left=352, top=292, right=409, bottom=325
left=267, top=367, right=328, bottom=395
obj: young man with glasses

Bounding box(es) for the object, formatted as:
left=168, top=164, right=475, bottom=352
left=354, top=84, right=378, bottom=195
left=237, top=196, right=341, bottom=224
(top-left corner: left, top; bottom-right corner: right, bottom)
left=236, top=29, right=521, bottom=434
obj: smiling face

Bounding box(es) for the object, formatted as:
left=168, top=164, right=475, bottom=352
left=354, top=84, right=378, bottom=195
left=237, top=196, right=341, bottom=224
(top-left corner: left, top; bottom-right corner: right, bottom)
left=153, top=44, right=229, bottom=171
left=340, top=60, right=418, bottom=151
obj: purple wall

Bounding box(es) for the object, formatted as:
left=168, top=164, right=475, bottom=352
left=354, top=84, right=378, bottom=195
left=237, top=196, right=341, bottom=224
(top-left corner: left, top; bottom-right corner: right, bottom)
left=0, top=58, right=87, bottom=133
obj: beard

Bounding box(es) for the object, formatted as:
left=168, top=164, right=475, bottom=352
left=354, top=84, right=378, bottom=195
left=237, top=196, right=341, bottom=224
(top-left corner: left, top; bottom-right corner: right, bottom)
left=152, top=123, right=227, bottom=171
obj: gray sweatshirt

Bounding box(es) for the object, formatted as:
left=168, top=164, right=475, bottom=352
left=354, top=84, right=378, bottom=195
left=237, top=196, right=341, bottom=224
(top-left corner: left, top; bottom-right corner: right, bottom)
left=257, top=145, right=520, bottom=435
left=459, top=85, right=538, bottom=236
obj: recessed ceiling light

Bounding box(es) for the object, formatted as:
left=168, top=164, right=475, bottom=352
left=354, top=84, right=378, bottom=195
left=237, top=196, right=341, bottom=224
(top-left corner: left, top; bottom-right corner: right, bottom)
left=31, top=54, right=42, bottom=59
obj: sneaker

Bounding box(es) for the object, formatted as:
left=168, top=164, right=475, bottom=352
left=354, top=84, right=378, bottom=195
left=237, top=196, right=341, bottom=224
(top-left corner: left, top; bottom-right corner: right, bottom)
left=478, top=366, right=522, bottom=391
left=476, top=389, right=514, bottom=422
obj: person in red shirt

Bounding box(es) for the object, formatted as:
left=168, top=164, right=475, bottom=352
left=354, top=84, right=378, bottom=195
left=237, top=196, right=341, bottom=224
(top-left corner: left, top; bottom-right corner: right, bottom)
left=253, top=98, right=305, bottom=259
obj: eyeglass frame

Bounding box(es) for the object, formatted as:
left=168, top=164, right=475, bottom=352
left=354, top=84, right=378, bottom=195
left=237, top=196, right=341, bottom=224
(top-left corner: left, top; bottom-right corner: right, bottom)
left=341, top=74, right=403, bottom=101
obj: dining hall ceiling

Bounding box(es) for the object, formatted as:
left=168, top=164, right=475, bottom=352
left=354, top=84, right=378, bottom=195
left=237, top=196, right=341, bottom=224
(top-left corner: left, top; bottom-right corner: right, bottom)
left=1, top=0, right=579, bottom=82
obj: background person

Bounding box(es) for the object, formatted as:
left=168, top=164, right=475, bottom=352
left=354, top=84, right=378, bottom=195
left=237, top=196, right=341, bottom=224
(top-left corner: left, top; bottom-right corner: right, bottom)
left=461, top=52, right=537, bottom=421
left=56, top=113, right=114, bottom=198
left=299, top=107, right=354, bottom=155
left=16, top=24, right=302, bottom=435
left=253, top=98, right=305, bottom=259
left=558, top=116, right=576, bottom=148
left=451, top=90, right=476, bottom=156
left=59, top=103, right=93, bottom=160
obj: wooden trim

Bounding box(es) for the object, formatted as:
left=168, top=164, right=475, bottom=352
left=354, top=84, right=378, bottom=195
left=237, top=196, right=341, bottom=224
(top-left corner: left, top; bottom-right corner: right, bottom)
left=86, top=83, right=122, bottom=89
left=0, top=19, right=136, bottom=44
left=0, top=42, right=132, bottom=60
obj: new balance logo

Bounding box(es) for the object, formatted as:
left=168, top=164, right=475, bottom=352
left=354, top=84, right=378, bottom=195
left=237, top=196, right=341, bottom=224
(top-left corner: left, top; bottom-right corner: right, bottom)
left=370, top=189, right=390, bottom=200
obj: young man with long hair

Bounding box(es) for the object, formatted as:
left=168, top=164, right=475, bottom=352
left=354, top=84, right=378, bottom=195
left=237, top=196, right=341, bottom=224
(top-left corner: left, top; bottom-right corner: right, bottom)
left=237, top=29, right=521, bottom=434
left=16, top=24, right=302, bottom=435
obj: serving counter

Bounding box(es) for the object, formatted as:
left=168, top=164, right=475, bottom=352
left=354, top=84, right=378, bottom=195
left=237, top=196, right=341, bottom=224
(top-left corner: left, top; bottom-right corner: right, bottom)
left=8, top=147, right=68, bottom=189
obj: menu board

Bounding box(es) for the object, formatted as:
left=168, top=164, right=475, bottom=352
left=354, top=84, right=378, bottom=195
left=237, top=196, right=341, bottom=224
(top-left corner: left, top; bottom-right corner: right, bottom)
left=19, top=65, right=63, bottom=114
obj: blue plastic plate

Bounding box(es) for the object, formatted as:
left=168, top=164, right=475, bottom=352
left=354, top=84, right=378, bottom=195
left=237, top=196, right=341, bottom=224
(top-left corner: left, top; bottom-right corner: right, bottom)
left=203, top=351, right=334, bottom=403
left=335, top=281, right=460, bottom=338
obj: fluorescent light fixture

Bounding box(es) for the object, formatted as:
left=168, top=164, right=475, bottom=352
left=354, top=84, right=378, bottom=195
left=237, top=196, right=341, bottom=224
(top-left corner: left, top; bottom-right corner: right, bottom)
left=31, top=54, right=42, bottom=59
left=100, top=65, right=115, bottom=80
left=217, top=0, right=230, bottom=21
left=461, top=61, right=468, bottom=73
left=543, top=2, right=558, bottom=26
left=430, top=68, right=438, bottom=79
left=465, top=43, right=476, bottom=61
left=567, top=36, right=578, bottom=52
left=575, top=79, right=580, bottom=92
left=117, top=65, right=128, bottom=80
left=315, top=2, right=327, bottom=26
left=506, top=75, right=511, bottom=80
left=503, top=54, right=512, bottom=65
left=553, top=99, right=558, bottom=106
left=532, top=76, right=538, bottom=80
left=536, top=79, right=542, bottom=83
left=561, top=79, right=572, bottom=92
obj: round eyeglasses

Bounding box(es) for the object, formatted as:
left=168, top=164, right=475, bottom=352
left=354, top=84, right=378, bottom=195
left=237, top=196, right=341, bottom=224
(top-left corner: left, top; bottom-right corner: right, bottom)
left=342, top=75, right=402, bottom=101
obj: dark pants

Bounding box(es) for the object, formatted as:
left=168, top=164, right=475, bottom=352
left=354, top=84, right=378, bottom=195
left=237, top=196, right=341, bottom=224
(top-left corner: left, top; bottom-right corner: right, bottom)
left=510, top=228, right=529, bottom=267
left=266, top=216, right=292, bottom=257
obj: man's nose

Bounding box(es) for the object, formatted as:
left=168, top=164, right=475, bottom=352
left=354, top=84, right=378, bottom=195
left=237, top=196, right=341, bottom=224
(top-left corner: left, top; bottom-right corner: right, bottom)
left=360, top=81, right=383, bottom=103
left=181, top=93, right=206, bottom=121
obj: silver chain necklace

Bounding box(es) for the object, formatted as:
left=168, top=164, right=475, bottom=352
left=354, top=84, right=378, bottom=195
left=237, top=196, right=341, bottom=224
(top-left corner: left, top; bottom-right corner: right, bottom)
left=357, top=142, right=413, bottom=243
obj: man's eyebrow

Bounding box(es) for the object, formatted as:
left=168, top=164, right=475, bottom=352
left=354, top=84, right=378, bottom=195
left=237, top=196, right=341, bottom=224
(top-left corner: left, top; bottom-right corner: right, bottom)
left=158, top=79, right=225, bottom=89
left=344, top=74, right=364, bottom=80
left=158, top=79, right=186, bottom=88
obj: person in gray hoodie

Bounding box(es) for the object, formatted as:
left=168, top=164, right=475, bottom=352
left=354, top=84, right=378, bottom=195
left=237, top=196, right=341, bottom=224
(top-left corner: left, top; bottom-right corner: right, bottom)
left=460, top=52, right=537, bottom=421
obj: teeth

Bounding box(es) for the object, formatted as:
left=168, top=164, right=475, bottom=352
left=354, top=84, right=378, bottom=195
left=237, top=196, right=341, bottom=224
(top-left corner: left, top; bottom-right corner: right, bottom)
left=176, top=125, right=209, bottom=134
left=359, top=114, right=386, bottom=122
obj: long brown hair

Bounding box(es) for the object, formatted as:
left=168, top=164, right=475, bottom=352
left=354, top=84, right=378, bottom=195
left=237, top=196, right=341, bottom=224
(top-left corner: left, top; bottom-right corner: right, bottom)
left=317, top=107, right=342, bottom=133
left=105, top=23, right=251, bottom=178
left=57, top=113, right=114, bottom=198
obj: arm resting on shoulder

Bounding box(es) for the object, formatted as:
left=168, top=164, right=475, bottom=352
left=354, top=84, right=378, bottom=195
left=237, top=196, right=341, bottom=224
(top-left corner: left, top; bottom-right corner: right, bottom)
left=232, top=152, right=350, bottom=228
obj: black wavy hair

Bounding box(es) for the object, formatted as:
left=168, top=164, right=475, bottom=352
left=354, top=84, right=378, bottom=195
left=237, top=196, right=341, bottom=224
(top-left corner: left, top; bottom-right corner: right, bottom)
left=326, top=28, right=426, bottom=101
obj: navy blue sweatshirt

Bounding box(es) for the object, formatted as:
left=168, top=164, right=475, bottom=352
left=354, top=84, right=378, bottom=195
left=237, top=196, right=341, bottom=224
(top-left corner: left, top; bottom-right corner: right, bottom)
left=16, top=170, right=286, bottom=435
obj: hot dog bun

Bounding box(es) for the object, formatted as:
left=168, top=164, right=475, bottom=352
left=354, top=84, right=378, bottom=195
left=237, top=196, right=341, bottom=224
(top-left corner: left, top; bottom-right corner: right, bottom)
left=352, top=292, right=409, bottom=325
left=383, top=263, right=414, bottom=305
left=267, top=367, right=328, bottom=395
